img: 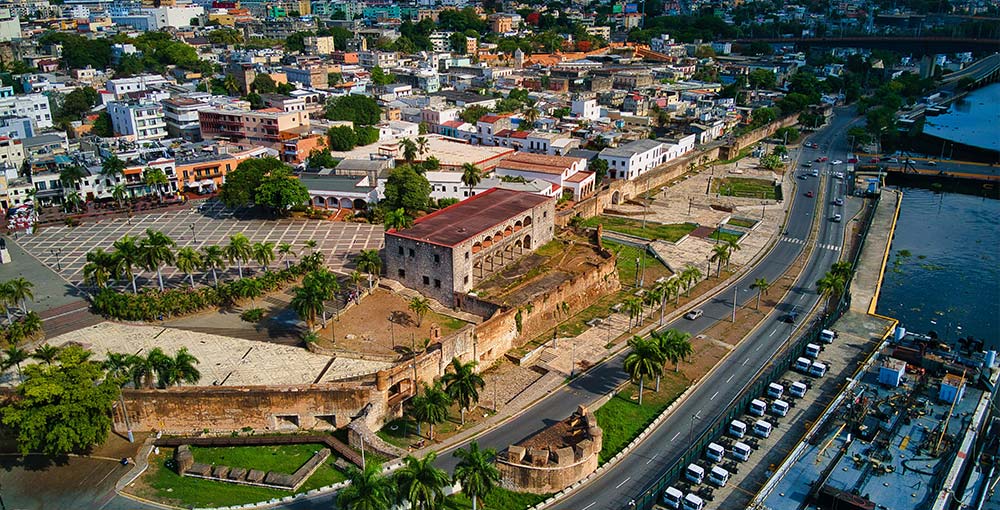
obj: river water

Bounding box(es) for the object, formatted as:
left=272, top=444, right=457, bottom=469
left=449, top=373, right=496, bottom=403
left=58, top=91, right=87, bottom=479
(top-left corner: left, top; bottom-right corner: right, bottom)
left=876, top=186, right=1000, bottom=347
left=923, top=83, right=1000, bottom=152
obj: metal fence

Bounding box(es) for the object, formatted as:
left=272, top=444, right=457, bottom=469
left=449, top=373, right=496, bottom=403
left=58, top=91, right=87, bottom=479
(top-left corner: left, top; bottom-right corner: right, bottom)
left=628, top=192, right=883, bottom=510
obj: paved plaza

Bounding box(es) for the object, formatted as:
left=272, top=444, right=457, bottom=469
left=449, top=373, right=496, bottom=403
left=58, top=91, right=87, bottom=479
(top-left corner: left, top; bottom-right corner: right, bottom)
left=0, top=321, right=393, bottom=388
left=14, top=200, right=384, bottom=289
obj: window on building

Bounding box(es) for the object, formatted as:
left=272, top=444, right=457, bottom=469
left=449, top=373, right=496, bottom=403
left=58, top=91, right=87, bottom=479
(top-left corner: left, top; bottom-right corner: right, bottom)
left=464, top=275, right=469, bottom=284
left=433, top=254, right=440, bottom=264
left=465, top=251, right=470, bottom=260
left=434, top=279, right=441, bottom=288
left=398, top=246, right=404, bottom=255
left=409, top=248, right=415, bottom=257
left=398, top=269, right=405, bottom=278
left=422, top=275, right=430, bottom=285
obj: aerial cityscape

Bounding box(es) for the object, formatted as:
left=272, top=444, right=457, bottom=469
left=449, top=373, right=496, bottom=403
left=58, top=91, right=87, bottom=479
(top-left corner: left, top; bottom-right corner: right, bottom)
left=0, top=0, right=996, bottom=509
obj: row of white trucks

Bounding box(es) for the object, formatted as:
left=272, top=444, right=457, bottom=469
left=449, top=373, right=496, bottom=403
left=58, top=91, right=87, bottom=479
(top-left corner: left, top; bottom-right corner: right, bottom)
left=660, top=329, right=837, bottom=510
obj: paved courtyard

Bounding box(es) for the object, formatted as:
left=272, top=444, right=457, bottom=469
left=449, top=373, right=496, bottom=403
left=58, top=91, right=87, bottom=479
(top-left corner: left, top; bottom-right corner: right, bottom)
left=14, top=200, right=384, bottom=289
left=0, top=322, right=393, bottom=387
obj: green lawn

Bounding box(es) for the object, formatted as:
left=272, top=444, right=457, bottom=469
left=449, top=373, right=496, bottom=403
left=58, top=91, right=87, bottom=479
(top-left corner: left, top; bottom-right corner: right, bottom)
left=137, top=445, right=348, bottom=508
left=595, top=374, right=688, bottom=464
left=727, top=217, right=757, bottom=229
left=377, top=416, right=420, bottom=448
left=709, top=229, right=743, bottom=244
left=582, top=217, right=697, bottom=242
left=603, top=241, right=672, bottom=288
left=713, top=177, right=779, bottom=199
left=447, top=488, right=551, bottom=509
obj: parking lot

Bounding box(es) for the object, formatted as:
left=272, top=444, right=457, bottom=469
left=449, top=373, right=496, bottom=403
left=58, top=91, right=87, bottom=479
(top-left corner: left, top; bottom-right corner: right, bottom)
left=15, top=200, right=383, bottom=289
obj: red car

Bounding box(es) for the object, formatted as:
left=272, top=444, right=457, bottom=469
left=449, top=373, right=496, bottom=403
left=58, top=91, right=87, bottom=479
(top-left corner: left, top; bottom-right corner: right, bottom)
left=805, top=191, right=814, bottom=198
left=847, top=157, right=858, bottom=163
left=869, top=157, right=880, bottom=163
left=815, top=157, right=828, bottom=162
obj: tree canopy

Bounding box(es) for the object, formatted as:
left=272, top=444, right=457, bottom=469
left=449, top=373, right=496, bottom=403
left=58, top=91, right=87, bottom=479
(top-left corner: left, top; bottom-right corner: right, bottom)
left=383, top=165, right=431, bottom=213
left=1, top=345, right=119, bottom=456
left=255, top=167, right=310, bottom=213
left=324, top=95, right=382, bottom=126
left=219, top=157, right=287, bottom=208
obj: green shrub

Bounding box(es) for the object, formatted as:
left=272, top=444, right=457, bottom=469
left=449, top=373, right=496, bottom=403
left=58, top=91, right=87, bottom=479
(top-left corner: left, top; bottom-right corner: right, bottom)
left=240, top=308, right=265, bottom=323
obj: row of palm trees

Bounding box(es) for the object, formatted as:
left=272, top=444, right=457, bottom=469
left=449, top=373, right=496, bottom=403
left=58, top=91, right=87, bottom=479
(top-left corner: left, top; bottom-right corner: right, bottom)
left=339, top=442, right=501, bottom=510
left=56, top=157, right=172, bottom=214
left=623, top=329, right=694, bottom=404
left=84, top=231, right=313, bottom=293
left=412, top=357, right=486, bottom=436
left=623, top=265, right=705, bottom=330
left=289, top=249, right=382, bottom=332
left=103, top=348, right=201, bottom=389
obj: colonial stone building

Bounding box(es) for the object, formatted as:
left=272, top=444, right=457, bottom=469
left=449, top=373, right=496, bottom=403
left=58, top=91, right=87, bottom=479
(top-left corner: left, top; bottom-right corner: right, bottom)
left=384, top=188, right=556, bottom=306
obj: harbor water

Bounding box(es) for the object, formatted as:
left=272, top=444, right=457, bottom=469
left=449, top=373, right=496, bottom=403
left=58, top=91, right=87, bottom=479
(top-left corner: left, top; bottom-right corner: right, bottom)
left=876, top=186, right=1000, bottom=347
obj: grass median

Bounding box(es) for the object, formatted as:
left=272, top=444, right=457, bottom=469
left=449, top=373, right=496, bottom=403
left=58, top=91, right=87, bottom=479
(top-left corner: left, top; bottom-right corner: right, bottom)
left=595, top=372, right=689, bottom=464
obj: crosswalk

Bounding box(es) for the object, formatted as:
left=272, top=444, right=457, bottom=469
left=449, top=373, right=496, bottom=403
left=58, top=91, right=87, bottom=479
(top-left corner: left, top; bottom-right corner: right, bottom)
left=780, top=236, right=842, bottom=252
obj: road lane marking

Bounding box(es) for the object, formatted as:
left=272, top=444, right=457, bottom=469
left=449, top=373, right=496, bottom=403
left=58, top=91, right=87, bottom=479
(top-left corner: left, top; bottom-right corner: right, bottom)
left=727, top=374, right=735, bottom=383
left=647, top=454, right=658, bottom=465
left=743, top=358, right=750, bottom=366
left=695, top=411, right=702, bottom=419
left=583, top=503, right=596, bottom=510
left=671, top=431, right=682, bottom=441
left=756, top=344, right=762, bottom=352
left=769, top=329, right=777, bottom=337
left=711, top=391, right=719, bottom=400
left=615, top=477, right=631, bottom=489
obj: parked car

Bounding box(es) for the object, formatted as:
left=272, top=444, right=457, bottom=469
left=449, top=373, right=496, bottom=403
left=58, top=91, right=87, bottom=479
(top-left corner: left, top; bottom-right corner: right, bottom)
left=802, top=162, right=813, bottom=167
left=805, top=191, right=814, bottom=198
left=833, top=172, right=844, bottom=179
left=869, top=157, right=881, bottom=163
left=887, top=157, right=898, bottom=163
left=685, top=309, right=704, bottom=320
left=831, top=160, right=843, bottom=165
left=847, top=157, right=858, bottom=163
left=816, top=157, right=828, bottom=162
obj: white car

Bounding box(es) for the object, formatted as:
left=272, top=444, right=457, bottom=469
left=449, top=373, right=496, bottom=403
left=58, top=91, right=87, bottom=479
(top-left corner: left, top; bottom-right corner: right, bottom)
left=830, top=214, right=842, bottom=222
left=888, top=157, right=898, bottom=163
left=831, top=160, right=843, bottom=165
left=833, top=172, right=844, bottom=179
left=927, top=160, right=938, bottom=166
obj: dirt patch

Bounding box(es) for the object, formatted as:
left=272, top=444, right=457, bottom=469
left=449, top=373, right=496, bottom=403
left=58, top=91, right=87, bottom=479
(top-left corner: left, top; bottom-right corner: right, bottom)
left=677, top=341, right=731, bottom=382
left=315, top=289, right=469, bottom=359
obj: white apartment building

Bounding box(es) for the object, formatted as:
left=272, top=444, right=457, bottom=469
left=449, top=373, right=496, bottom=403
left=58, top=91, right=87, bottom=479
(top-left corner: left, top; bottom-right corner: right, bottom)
left=0, top=93, right=52, bottom=129
left=0, top=8, right=20, bottom=42
left=599, top=139, right=667, bottom=180
left=358, top=50, right=398, bottom=69
left=162, top=97, right=210, bottom=141
left=106, top=74, right=171, bottom=100
left=0, top=136, right=24, bottom=171
left=571, top=98, right=600, bottom=121
left=107, top=101, right=168, bottom=141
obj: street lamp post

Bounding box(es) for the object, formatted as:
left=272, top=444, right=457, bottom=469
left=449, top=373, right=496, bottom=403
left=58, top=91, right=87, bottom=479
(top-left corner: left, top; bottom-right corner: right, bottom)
left=189, top=223, right=196, bottom=243
left=49, top=248, right=61, bottom=271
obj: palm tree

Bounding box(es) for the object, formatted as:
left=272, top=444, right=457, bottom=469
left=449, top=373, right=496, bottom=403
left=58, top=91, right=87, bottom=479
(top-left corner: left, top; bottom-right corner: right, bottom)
left=277, top=242, right=296, bottom=269
left=3, top=345, right=28, bottom=382
left=223, top=74, right=239, bottom=96
left=750, top=277, right=770, bottom=310
left=400, top=138, right=418, bottom=164
left=83, top=249, right=115, bottom=289
left=338, top=461, right=396, bottom=510
left=349, top=270, right=364, bottom=295
left=59, top=165, right=86, bottom=190
left=7, top=277, right=33, bottom=313
left=31, top=344, right=60, bottom=365
left=142, top=167, right=169, bottom=202
left=384, top=208, right=412, bottom=231
left=226, top=233, right=253, bottom=278
left=816, top=272, right=846, bottom=303
left=724, top=238, right=741, bottom=268
left=0, top=281, right=13, bottom=323
left=453, top=442, right=501, bottom=510
left=423, top=156, right=441, bottom=172
left=408, top=296, right=431, bottom=327
left=63, top=190, right=83, bottom=213
left=101, top=155, right=126, bottom=179
left=200, top=245, right=226, bottom=287
left=655, top=329, right=693, bottom=376
left=126, top=353, right=155, bottom=388
left=523, top=106, right=540, bottom=128
left=710, top=244, right=729, bottom=276
left=148, top=347, right=200, bottom=388
left=291, top=284, right=325, bottom=330
left=175, top=247, right=202, bottom=287
left=303, top=239, right=318, bottom=254
left=415, top=136, right=429, bottom=156
left=251, top=241, right=275, bottom=271
left=394, top=452, right=451, bottom=510
left=111, top=184, right=128, bottom=209
left=356, top=249, right=382, bottom=288
left=665, top=276, right=682, bottom=308
left=139, top=229, right=176, bottom=291
left=112, top=235, right=142, bottom=293
left=411, top=381, right=451, bottom=440
left=461, top=163, right=482, bottom=198
left=623, top=295, right=642, bottom=331
left=831, top=261, right=853, bottom=281
left=623, top=335, right=664, bottom=405
left=442, top=358, right=485, bottom=425
left=681, top=265, right=702, bottom=296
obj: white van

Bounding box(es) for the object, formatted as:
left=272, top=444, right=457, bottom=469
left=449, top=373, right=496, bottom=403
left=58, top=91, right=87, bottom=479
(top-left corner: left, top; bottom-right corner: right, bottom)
left=820, top=329, right=836, bottom=344
left=794, top=357, right=812, bottom=373
left=685, top=463, right=705, bottom=484
left=767, top=382, right=784, bottom=399
left=732, top=441, right=752, bottom=461
left=708, top=465, right=730, bottom=487
left=749, top=399, right=767, bottom=417
left=789, top=381, right=808, bottom=398
left=771, top=399, right=790, bottom=417
left=706, top=442, right=725, bottom=463
left=809, top=361, right=828, bottom=377
left=805, top=343, right=821, bottom=358
left=682, top=493, right=705, bottom=510
left=729, top=419, right=747, bottom=438
left=662, top=486, right=684, bottom=509
left=753, top=420, right=773, bottom=438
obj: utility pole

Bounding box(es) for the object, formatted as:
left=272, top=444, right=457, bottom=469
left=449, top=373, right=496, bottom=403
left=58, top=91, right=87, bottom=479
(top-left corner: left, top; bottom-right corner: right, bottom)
left=733, top=286, right=737, bottom=322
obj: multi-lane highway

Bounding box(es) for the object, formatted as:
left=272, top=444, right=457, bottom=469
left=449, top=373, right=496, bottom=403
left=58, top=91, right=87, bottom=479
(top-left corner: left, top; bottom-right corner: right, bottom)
left=545, top=109, right=861, bottom=510
left=270, top=109, right=861, bottom=510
